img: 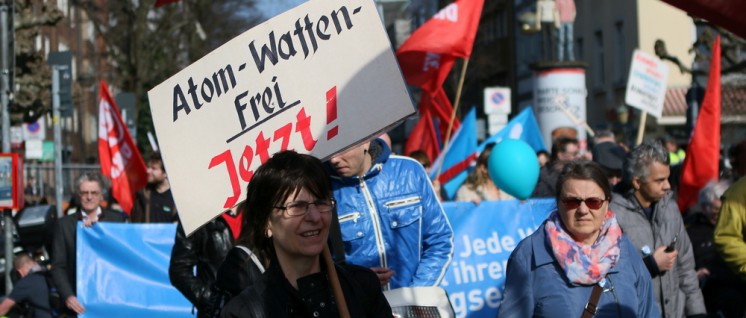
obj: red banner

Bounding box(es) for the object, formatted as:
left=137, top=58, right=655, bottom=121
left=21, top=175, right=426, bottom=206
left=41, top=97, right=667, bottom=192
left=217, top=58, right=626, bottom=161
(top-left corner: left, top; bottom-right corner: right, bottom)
left=678, top=36, right=721, bottom=212
left=98, top=81, right=147, bottom=214
left=397, top=0, right=484, bottom=58
left=396, top=0, right=483, bottom=93
left=397, top=52, right=456, bottom=93
left=404, top=108, right=441, bottom=162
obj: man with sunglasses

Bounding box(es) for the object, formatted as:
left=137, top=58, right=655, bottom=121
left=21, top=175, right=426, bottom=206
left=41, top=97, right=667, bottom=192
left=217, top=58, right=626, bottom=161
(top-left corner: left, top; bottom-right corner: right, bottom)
left=609, top=141, right=706, bottom=318
left=50, top=172, right=128, bottom=316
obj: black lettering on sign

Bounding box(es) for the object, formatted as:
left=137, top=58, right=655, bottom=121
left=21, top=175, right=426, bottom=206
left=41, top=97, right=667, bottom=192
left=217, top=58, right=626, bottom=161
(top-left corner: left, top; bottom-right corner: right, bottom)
left=172, top=65, right=237, bottom=122
left=248, top=5, right=363, bottom=74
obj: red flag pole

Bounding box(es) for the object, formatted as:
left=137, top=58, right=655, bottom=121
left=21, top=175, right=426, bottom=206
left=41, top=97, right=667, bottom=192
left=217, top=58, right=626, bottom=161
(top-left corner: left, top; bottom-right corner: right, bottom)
left=436, top=57, right=470, bottom=178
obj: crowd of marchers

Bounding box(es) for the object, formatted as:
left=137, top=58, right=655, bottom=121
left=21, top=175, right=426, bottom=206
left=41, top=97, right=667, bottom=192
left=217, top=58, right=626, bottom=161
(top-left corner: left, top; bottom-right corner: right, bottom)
left=2, top=131, right=746, bottom=318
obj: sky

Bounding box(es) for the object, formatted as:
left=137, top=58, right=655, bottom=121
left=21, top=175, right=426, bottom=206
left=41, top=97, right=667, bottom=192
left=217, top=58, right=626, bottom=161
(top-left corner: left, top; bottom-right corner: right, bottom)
left=255, top=0, right=307, bottom=20
left=254, top=0, right=435, bottom=20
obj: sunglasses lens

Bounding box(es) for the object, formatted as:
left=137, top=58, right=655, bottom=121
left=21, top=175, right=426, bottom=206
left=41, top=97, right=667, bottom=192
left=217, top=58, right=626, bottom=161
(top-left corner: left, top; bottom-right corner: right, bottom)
left=561, top=198, right=581, bottom=209
left=561, top=197, right=605, bottom=209
left=585, top=198, right=604, bottom=209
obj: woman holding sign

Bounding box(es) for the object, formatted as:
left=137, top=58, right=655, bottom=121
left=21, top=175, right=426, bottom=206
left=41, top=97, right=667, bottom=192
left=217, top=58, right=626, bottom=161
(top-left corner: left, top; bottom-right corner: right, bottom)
left=220, top=151, right=391, bottom=318
left=500, top=161, right=658, bottom=317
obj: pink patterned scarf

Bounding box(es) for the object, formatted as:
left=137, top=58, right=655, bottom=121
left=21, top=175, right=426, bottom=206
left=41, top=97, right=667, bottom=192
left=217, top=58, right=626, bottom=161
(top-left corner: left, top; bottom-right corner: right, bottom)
left=545, top=209, right=622, bottom=285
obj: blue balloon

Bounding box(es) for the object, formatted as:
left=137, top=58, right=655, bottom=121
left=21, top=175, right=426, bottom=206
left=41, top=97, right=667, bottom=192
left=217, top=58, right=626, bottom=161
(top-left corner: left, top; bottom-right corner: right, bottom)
left=487, top=139, right=540, bottom=200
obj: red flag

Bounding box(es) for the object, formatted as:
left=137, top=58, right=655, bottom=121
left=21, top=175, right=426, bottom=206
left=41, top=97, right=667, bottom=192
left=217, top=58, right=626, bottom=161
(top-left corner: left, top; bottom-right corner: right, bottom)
left=405, top=108, right=441, bottom=162
left=678, top=36, right=721, bottom=212
left=397, top=52, right=456, bottom=93
left=98, top=81, right=148, bottom=214
left=397, top=0, right=484, bottom=58
left=154, top=0, right=180, bottom=8
left=430, top=88, right=460, bottom=137
left=404, top=89, right=461, bottom=160
left=396, top=0, right=483, bottom=92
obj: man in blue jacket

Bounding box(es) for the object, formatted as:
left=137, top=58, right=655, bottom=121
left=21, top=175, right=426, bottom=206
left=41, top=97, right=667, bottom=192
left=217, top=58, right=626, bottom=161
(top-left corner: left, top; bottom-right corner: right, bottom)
left=328, top=137, right=453, bottom=289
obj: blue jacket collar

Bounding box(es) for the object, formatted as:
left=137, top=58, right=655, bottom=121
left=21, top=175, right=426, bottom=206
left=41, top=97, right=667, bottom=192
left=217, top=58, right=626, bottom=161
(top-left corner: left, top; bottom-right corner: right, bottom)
left=532, top=221, right=555, bottom=268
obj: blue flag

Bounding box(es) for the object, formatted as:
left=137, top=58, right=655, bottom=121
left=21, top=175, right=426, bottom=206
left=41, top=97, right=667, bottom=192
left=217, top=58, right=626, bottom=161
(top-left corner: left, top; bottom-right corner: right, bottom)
left=479, top=107, right=546, bottom=153
left=444, top=107, right=547, bottom=199
left=430, top=107, right=478, bottom=200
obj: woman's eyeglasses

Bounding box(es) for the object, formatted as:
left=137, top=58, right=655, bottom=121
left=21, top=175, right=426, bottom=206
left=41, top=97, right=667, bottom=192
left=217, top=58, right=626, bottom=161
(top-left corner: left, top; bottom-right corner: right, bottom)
left=560, top=197, right=607, bottom=210
left=275, top=199, right=336, bottom=217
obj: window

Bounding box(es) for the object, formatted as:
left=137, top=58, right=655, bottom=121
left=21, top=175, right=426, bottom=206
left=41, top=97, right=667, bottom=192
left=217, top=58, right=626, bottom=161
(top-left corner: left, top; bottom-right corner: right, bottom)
left=594, top=31, right=605, bottom=86
left=614, top=21, right=626, bottom=84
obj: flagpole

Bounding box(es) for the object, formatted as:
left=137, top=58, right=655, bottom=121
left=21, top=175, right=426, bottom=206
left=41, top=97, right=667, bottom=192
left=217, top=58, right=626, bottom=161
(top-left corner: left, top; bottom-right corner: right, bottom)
left=635, top=111, right=647, bottom=146
left=556, top=103, right=595, bottom=138
left=436, top=58, right=470, bottom=178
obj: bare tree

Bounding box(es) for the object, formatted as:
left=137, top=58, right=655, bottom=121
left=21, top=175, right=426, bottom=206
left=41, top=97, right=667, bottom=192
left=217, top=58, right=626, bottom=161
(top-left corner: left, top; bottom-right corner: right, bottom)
left=72, top=0, right=263, bottom=150
left=12, top=0, right=64, bottom=123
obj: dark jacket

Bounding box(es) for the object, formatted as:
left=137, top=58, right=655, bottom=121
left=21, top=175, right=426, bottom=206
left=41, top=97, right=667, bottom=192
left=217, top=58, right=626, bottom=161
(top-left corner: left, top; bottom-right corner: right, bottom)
left=50, top=208, right=128, bottom=301
left=220, top=258, right=392, bottom=318
left=206, top=246, right=265, bottom=318
left=685, top=211, right=746, bottom=316
left=130, top=185, right=177, bottom=223
left=169, top=217, right=234, bottom=317
left=531, top=161, right=564, bottom=198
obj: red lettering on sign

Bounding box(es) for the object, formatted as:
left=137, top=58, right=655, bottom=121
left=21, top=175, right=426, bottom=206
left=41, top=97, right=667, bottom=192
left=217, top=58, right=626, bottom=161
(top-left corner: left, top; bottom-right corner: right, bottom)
left=295, top=108, right=317, bottom=150
left=326, top=86, right=338, bottom=140
left=254, top=131, right=271, bottom=163
left=238, top=145, right=254, bottom=182
left=209, top=86, right=340, bottom=208
left=208, top=149, right=241, bottom=208
left=273, top=123, right=293, bottom=152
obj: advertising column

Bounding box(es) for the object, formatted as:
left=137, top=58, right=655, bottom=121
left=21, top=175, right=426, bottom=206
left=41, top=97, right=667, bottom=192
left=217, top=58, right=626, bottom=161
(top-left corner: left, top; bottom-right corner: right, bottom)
left=532, top=66, right=588, bottom=150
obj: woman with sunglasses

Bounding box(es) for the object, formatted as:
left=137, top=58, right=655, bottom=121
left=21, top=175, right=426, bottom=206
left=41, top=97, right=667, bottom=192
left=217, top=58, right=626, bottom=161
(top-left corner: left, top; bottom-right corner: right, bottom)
left=500, top=160, right=658, bottom=317
left=220, top=150, right=392, bottom=318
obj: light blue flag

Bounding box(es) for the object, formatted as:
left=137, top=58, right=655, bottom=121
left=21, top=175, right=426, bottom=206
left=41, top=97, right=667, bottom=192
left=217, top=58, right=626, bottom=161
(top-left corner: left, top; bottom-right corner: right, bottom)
left=478, top=107, right=546, bottom=153
left=444, top=107, right=547, bottom=198
left=77, top=223, right=192, bottom=318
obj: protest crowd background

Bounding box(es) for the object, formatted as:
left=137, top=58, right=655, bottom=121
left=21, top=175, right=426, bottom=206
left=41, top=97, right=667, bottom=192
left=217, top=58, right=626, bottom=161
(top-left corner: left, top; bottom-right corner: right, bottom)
left=0, top=0, right=744, bottom=317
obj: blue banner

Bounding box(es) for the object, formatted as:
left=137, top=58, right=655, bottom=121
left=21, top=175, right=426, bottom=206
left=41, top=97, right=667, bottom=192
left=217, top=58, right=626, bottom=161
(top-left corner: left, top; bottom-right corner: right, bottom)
left=73, top=200, right=554, bottom=318
left=440, top=199, right=554, bottom=318
left=77, top=223, right=192, bottom=318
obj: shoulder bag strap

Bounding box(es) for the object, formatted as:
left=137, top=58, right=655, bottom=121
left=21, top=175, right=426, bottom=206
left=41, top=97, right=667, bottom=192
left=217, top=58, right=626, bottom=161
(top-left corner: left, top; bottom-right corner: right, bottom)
left=235, top=245, right=266, bottom=273
left=581, top=283, right=603, bottom=318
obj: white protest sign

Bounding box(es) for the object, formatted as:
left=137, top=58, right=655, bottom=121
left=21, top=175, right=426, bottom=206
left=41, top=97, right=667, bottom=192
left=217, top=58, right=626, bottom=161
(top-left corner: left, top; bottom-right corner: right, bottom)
left=148, top=0, right=415, bottom=234
left=624, top=50, right=669, bottom=119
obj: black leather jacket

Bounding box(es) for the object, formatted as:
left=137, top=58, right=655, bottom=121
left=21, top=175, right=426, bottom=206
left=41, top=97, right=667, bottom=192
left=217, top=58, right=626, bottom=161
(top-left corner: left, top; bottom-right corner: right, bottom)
left=220, top=258, right=392, bottom=318
left=169, top=217, right=234, bottom=317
